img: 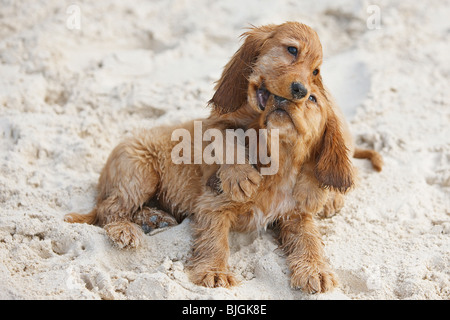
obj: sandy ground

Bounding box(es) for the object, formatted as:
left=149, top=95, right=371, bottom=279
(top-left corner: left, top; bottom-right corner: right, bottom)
left=0, top=0, right=449, bottom=300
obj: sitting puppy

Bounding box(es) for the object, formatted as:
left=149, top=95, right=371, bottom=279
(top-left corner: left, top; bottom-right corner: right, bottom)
left=66, top=22, right=382, bottom=293
left=66, top=89, right=350, bottom=293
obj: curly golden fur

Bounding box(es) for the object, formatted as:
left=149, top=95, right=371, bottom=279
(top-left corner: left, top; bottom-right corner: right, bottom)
left=65, top=22, right=383, bottom=293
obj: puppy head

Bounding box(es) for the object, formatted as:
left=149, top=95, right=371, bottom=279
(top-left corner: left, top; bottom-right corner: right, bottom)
left=249, top=22, right=323, bottom=113
left=211, top=21, right=352, bottom=192
left=261, top=90, right=353, bottom=193
left=210, top=22, right=323, bottom=114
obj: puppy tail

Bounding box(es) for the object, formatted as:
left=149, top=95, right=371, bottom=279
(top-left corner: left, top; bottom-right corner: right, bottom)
left=353, top=148, right=383, bottom=172
left=64, top=209, right=98, bottom=225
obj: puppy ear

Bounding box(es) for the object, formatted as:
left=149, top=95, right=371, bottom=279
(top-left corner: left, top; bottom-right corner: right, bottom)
left=314, top=112, right=354, bottom=193
left=209, top=25, right=275, bottom=114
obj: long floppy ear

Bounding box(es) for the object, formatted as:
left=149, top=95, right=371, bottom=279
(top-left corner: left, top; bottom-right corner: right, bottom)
left=209, top=25, right=275, bottom=114
left=314, top=112, right=354, bottom=193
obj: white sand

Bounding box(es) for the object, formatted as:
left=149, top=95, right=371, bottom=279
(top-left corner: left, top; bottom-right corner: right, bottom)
left=0, top=0, right=449, bottom=300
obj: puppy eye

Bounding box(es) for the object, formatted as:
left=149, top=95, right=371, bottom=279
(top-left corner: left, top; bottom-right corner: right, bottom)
left=313, top=69, right=319, bottom=76
left=287, top=46, right=298, bottom=56
left=308, top=95, right=317, bottom=103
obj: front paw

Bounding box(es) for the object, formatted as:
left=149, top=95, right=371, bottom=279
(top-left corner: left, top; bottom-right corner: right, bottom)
left=218, top=164, right=262, bottom=202
left=191, top=269, right=238, bottom=288
left=290, top=262, right=338, bottom=294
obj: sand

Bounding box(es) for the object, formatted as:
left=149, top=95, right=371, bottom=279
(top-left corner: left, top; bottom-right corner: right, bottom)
left=0, top=0, right=448, bottom=300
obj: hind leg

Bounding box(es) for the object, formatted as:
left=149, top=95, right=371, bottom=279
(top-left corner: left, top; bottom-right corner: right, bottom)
left=133, top=206, right=178, bottom=234
left=104, top=220, right=143, bottom=249
left=94, top=140, right=160, bottom=248
left=318, top=192, right=345, bottom=218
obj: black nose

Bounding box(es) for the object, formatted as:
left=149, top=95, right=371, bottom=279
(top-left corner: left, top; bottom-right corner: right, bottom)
left=291, top=82, right=308, bottom=99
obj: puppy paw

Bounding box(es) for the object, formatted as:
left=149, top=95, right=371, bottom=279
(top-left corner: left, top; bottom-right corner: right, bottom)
left=133, top=207, right=178, bottom=234
left=218, top=164, right=262, bottom=202
left=192, top=270, right=238, bottom=288
left=104, top=221, right=143, bottom=249
left=318, top=192, right=344, bottom=219
left=290, top=263, right=338, bottom=294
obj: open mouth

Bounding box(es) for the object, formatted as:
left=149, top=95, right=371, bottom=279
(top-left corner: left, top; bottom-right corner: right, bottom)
left=256, top=86, right=270, bottom=111
left=256, top=85, right=289, bottom=111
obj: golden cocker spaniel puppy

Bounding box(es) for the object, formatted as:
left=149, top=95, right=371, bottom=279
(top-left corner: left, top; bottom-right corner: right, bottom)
left=66, top=22, right=382, bottom=293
